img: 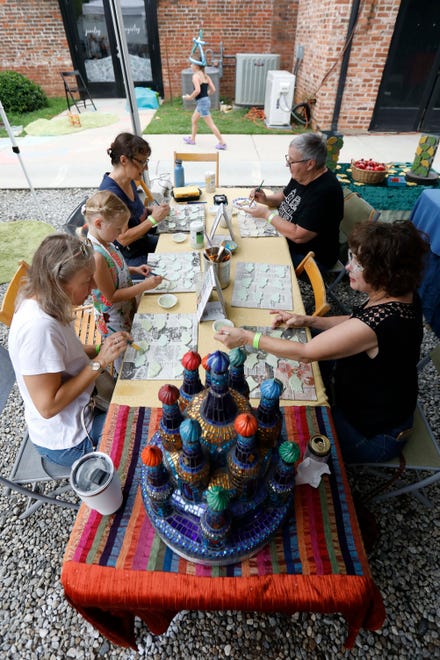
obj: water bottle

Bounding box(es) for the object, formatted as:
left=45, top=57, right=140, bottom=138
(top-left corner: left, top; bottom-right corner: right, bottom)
left=174, top=159, right=185, bottom=188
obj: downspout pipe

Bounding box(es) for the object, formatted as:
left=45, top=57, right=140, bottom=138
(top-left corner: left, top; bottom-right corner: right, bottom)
left=330, top=0, right=362, bottom=132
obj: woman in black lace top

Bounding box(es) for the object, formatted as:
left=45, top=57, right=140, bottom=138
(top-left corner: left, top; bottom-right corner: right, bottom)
left=215, top=220, right=429, bottom=463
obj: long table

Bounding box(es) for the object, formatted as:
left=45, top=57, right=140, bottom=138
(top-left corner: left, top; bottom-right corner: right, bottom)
left=114, top=187, right=327, bottom=408
left=61, top=188, right=385, bottom=649
left=410, top=189, right=440, bottom=337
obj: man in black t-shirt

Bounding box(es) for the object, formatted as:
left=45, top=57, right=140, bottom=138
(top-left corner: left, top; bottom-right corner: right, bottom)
left=248, top=133, right=343, bottom=270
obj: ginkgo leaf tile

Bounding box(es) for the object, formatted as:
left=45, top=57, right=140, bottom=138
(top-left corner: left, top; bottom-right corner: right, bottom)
left=149, top=361, right=162, bottom=378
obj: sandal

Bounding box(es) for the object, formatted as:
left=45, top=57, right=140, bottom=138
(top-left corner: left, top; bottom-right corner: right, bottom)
left=183, top=137, right=195, bottom=145
left=216, top=143, right=227, bottom=150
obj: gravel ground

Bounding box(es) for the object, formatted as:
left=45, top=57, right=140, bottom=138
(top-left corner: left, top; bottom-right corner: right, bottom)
left=0, top=189, right=439, bottom=659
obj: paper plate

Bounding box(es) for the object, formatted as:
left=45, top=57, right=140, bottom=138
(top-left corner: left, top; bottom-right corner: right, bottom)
left=172, top=232, right=187, bottom=243
left=232, top=197, right=255, bottom=211
left=158, top=294, right=177, bottom=309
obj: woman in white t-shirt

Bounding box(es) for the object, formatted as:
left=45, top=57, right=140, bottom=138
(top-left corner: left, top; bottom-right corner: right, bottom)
left=9, top=234, right=129, bottom=467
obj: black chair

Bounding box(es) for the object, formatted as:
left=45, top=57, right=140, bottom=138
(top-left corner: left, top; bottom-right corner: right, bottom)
left=62, top=196, right=89, bottom=236
left=0, top=346, right=79, bottom=519
left=60, top=70, right=97, bottom=114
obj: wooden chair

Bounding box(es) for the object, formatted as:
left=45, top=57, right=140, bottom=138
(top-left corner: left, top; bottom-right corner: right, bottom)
left=173, top=151, right=219, bottom=187
left=325, top=189, right=381, bottom=312
left=0, top=261, right=98, bottom=345
left=295, top=251, right=331, bottom=317
left=0, top=260, right=28, bottom=326
left=353, top=345, right=440, bottom=507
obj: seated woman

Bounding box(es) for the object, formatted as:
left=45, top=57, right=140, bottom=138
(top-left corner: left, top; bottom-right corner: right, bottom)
left=99, top=132, right=170, bottom=268
left=8, top=234, right=129, bottom=468
left=215, top=220, right=429, bottom=464
left=247, top=133, right=343, bottom=271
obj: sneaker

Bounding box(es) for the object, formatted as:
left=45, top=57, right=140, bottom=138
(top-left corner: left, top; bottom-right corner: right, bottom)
left=183, top=137, right=195, bottom=145
left=216, top=143, right=227, bottom=150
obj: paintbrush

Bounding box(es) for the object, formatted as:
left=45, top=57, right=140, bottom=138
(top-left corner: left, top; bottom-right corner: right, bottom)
left=149, top=270, right=170, bottom=282
left=107, top=326, right=143, bottom=352
left=250, top=179, right=264, bottom=203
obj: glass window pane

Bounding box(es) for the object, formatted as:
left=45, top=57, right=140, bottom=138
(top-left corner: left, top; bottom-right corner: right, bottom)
left=77, top=1, right=115, bottom=83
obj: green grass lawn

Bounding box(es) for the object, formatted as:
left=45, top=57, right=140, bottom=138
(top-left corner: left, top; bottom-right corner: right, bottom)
left=0, top=97, right=66, bottom=137
left=144, top=98, right=303, bottom=136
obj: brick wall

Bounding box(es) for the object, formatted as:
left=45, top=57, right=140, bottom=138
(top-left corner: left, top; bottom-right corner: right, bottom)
left=0, top=0, right=403, bottom=132
left=0, top=0, right=72, bottom=97
left=157, top=0, right=297, bottom=102
left=294, top=0, right=401, bottom=132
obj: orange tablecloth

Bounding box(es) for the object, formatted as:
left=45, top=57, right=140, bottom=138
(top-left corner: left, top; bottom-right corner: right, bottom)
left=61, top=404, right=385, bottom=649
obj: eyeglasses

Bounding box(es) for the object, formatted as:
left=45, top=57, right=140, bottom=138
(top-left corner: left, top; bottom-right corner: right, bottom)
left=347, top=248, right=364, bottom=272
left=285, top=155, right=308, bottom=166
left=55, top=238, right=93, bottom=277
left=131, top=156, right=150, bottom=168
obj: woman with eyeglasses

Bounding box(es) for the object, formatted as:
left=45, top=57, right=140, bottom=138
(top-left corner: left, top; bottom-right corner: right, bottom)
left=8, top=234, right=130, bottom=468
left=248, top=132, right=343, bottom=271
left=215, top=220, right=429, bottom=464
left=99, top=132, right=170, bottom=269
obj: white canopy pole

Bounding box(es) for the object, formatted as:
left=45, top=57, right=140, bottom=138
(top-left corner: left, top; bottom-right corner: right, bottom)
left=0, top=100, right=44, bottom=219
left=108, top=0, right=142, bottom=138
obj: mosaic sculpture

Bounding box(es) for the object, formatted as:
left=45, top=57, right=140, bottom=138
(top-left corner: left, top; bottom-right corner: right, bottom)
left=141, top=349, right=300, bottom=565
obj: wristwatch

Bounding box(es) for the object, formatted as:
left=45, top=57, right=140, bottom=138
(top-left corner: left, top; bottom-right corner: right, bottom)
left=90, top=360, right=103, bottom=373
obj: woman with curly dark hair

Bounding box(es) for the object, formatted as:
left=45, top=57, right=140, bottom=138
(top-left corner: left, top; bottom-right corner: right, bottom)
left=99, top=132, right=170, bottom=268
left=215, top=220, right=429, bottom=463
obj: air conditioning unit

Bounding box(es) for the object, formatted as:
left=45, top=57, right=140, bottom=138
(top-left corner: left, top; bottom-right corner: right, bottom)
left=235, top=54, right=280, bottom=106
left=264, top=70, right=295, bottom=128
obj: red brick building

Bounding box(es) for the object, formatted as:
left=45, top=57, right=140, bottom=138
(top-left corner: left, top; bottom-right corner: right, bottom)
left=0, top=0, right=438, bottom=133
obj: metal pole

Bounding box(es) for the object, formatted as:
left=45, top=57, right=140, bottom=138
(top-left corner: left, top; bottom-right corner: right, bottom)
left=0, top=100, right=44, bottom=219
left=107, top=0, right=142, bottom=137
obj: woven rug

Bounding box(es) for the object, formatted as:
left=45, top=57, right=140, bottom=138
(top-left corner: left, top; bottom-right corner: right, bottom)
left=24, top=112, right=119, bottom=137
left=336, top=162, right=438, bottom=211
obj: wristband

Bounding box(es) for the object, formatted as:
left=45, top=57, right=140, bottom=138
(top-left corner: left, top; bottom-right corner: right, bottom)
left=95, top=344, right=101, bottom=355
left=267, top=211, right=277, bottom=224
left=150, top=217, right=158, bottom=227
left=252, top=332, right=262, bottom=350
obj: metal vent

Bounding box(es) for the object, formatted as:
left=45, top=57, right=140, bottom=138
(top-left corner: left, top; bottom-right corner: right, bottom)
left=235, top=53, right=280, bottom=106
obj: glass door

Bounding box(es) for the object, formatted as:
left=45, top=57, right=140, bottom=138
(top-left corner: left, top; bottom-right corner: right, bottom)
left=58, top=0, right=162, bottom=98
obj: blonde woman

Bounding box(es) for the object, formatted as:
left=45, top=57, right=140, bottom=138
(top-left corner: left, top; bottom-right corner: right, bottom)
left=8, top=234, right=129, bottom=467
left=183, top=62, right=227, bottom=150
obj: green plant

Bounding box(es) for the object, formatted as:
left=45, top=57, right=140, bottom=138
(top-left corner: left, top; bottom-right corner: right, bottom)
left=0, top=97, right=65, bottom=137
left=0, top=71, right=48, bottom=114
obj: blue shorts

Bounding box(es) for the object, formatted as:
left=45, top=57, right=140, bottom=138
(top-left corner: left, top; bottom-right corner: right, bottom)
left=34, top=411, right=107, bottom=468
left=196, top=97, right=211, bottom=117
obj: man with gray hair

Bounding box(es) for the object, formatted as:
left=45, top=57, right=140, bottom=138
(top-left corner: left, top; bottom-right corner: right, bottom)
left=248, top=133, right=343, bottom=270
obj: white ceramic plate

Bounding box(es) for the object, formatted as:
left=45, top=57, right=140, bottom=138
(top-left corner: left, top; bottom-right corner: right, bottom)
left=172, top=232, right=187, bottom=243
left=158, top=294, right=177, bottom=309
left=232, top=197, right=255, bottom=211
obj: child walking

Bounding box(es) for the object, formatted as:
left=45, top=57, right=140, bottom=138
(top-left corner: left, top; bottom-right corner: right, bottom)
left=183, top=63, right=227, bottom=150
left=84, top=191, right=163, bottom=368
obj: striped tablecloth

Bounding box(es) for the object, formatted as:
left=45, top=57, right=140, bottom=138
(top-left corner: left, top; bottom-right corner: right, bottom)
left=62, top=404, right=385, bottom=649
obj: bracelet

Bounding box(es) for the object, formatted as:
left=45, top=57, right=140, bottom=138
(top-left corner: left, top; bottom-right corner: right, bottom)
left=150, top=217, right=158, bottom=227
left=252, top=332, right=262, bottom=350
left=267, top=211, right=277, bottom=224
left=95, top=344, right=101, bottom=355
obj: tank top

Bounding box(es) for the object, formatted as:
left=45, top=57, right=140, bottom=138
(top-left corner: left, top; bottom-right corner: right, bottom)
left=196, top=82, right=209, bottom=100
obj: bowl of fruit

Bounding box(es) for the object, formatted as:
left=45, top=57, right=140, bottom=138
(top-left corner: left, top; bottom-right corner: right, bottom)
left=351, top=158, right=388, bottom=184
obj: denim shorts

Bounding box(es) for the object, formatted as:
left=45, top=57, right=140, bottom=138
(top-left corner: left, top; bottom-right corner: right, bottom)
left=33, top=411, right=107, bottom=468
left=196, top=97, right=211, bottom=117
